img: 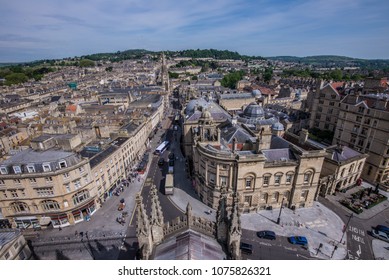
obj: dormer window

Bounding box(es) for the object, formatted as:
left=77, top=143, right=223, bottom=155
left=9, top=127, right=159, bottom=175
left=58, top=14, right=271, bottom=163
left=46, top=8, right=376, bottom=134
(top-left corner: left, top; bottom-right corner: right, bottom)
left=13, top=166, right=22, bottom=174
left=59, top=160, right=67, bottom=169
left=27, top=165, right=35, bottom=173
left=42, top=163, right=51, bottom=172
left=0, top=167, right=8, bottom=175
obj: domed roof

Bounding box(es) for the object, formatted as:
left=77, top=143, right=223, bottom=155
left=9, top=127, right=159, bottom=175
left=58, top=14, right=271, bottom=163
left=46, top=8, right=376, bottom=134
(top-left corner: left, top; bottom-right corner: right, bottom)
left=271, top=121, right=284, bottom=131
left=243, top=102, right=264, bottom=119
left=252, top=89, right=262, bottom=97
left=185, top=98, right=209, bottom=115
left=201, top=109, right=212, bottom=119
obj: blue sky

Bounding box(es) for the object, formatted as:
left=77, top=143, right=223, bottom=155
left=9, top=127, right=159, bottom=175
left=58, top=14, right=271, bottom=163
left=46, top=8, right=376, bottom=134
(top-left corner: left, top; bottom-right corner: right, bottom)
left=1, top=0, right=389, bottom=62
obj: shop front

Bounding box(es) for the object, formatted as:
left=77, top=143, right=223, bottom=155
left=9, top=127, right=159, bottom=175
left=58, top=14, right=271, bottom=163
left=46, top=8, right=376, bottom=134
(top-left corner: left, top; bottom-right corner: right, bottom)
left=71, top=200, right=96, bottom=224
left=14, top=216, right=40, bottom=229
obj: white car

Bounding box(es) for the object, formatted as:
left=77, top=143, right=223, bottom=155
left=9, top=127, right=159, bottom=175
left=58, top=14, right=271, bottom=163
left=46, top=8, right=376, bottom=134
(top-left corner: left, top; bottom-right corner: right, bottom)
left=371, top=229, right=389, bottom=243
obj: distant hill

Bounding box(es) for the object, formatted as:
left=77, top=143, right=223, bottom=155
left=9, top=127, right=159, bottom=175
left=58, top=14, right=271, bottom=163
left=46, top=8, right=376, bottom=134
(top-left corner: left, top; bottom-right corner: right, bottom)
left=267, top=55, right=389, bottom=69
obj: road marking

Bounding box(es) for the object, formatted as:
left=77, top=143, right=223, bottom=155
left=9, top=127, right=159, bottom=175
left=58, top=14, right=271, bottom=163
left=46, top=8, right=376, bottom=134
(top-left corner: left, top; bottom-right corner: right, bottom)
left=259, top=242, right=272, bottom=247
left=284, top=247, right=297, bottom=251
left=351, top=234, right=365, bottom=244
left=356, top=244, right=362, bottom=257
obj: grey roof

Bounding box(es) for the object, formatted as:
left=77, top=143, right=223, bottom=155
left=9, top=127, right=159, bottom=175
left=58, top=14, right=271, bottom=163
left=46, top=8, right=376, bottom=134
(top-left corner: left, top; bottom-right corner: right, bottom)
left=185, top=98, right=209, bottom=115
left=243, top=103, right=264, bottom=119
left=0, top=230, right=20, bottom=249
left=262, top=148, right=296, bottom=162
left=153, top=230, right=226, bottom=260
left=328, top=146, right=363, bottom=162
left=1, top=149, right=75, bottom=165
left=220, top=123, right=256, bottom=144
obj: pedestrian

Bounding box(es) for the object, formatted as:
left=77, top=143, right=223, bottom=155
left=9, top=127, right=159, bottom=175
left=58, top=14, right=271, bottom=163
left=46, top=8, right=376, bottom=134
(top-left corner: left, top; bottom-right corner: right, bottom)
left=59, top=226, right=62, bottom=231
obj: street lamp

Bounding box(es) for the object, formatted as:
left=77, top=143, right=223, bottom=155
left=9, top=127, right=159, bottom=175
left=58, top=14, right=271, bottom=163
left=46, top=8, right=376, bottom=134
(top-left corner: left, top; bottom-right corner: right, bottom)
left=277, top=197, right=285, bottom=225
left=331, top=212, right=353, bottom=258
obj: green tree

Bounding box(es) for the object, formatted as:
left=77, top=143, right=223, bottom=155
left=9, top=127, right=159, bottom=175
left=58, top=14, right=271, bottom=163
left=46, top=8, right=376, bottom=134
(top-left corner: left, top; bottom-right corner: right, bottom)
left=168, top=72, right=179, bottom=79
left=4, top=73, right=29, bottom=85
left=79, top=59, right=95, bottom=67
left=221, top=70, right=244, bottom=89
left=263, top=67, right=273, bottom=82
left=329, top=69, right=343, bottom=81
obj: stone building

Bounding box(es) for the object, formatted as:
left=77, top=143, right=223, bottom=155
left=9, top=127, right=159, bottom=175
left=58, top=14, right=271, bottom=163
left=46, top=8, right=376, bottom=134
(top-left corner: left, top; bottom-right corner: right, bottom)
left=184, top=98, right=327, bottom=212
left=319, top=145, right=367, bottom=197
left=0, top=229, right=32, bottom=260
left=136, top=185, right=241, bottom=260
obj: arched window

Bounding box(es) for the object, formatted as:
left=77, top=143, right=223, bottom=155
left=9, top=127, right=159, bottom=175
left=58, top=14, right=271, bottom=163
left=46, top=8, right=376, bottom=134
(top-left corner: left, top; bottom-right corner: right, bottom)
left=40, top=200, right=60, bottom=211
left=261, top=193, right=268, bottom=203
left=272, top=192, right=279, bottom=202
left=303, top=171, right=313, bottom=184
left=357, top=162, right=363, bottom=171
left=349, top=164, right=354, bottom=173
left=285, top=172, right=294, bottom=184
left=283, top=191, right=290, bottom=200
left=10, top=202, right=29, bottom=213
left=72, top=190, right=90, bottom=206
left=274, top=173, right=283, bottom=185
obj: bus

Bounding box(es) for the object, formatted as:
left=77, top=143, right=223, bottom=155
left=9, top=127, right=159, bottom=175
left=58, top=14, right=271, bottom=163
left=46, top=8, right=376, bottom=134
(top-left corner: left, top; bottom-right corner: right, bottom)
left=154, top=141, right=169, bottom=155
left=165, top=174, right=174, bottom=195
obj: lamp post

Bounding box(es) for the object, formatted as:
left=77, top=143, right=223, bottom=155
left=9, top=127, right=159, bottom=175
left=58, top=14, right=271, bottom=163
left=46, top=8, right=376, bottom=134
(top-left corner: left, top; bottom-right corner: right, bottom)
left=331, top=212, right=353, bottom=258
left=277, top=197, right=285, bottom=225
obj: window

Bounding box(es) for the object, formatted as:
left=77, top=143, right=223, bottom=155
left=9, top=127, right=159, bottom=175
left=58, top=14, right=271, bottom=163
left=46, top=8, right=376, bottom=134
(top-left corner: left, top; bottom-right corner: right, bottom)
left=13, top=166, right=22, bottom=174
left=274, top=174, right=282, bottom=185
left=72, top=190, right=90, bottom=205
left=65, top=184, right=71, bottom=193
left=349, top=164, right=354, bottom=173
left=45, top=177, right=53, bottom=183
left=18, top=251, right=26, bottom=260
left=14, top=179, right=21, bottom=184
left=41, top=200, right=60, bottom=211
left=1, top=190, right=7, bottom=198
left=79, top=166, right=85, bottom=174
left=364, top=118, right=370, bottom=125
left=63, top=172, right=70, bottom=179
left=0, top=167, right=8, bottom=175
left=367, top=165, right=372, bottom=175
left=74, top=180, right=81, bottom=189
left=29, top=178, right=37, bottom=184
left=42, top=163, right=51, bottom=172
left=59, top=160, right=67, bottom=169
left=36, top=187, right=54, bottom=197
left=329, top=101, right=335, bottom=106
left=286, top=173, right=293, bottom=184
left=303, top=172, right=312, bottom=184
left=301, top=190, right=308, bottom=200
left=263, top=175, right=270, bottom=186
left=4, top=252, right=11, bottom=260
left=11, top=202, right=29, bottom=213
left=219, top=176, right=227, bottom=187
left=358, top=107, right=365, bottom=113
left=27, top=165, right=35, bottom=173
left=272, top=192, right=279, bottom=201
left=244, top=196, right=252, bottom=206
left=84, top=176, right=89, bottom=184
left=318, top=106, right=322, bottom=112
left=10, top=190, right=18, bottom=198
left=245, top=178, right=253, bottom=189
left=13, top=242, right=19, bottom=250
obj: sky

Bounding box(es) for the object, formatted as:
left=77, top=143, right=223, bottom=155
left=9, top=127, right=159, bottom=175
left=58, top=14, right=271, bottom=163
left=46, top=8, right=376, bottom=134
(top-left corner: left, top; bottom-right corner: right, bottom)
left=1, top=0, right=389, bottom=62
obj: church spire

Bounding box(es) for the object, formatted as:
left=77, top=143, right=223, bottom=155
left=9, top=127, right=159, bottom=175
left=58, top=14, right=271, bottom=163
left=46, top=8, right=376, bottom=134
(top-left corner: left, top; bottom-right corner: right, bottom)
left=135, top=193, right=152, bottom=259
left=150, top=185, right=164, bottom=244
left=228, top=195, right=242, bottom=260
left=216, top=188, right=229, bottom=243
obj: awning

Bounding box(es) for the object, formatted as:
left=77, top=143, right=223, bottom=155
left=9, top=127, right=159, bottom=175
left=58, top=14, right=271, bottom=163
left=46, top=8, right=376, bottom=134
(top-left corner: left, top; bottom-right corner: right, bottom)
left=15, top=216, right=38, bottom=221
left=39, top=216, right=52, bottom=226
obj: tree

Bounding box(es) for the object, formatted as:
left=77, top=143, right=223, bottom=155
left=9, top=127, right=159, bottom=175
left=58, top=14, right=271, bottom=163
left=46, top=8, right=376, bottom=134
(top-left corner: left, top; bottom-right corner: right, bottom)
left=168, top=72, right=179, bottom=79
left=263, top=67, right=273, bottom=82
left=220, top=70, right=244, bottom=89
left=105, top=66, right=113, bottom=72
left=329, top=69, right=342, bottom=81
left=79, top=59, right=95, bottom=68
left=4, top=73, right=29, bottom=85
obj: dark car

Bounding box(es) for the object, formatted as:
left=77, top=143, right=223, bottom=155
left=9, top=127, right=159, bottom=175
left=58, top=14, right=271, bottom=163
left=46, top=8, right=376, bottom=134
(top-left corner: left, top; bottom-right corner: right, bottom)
left=168, top=159, right=174, bottom=166
left=168, top=153, right=175, bottom=160
left=375, top=225, right=389, bottom=235
left=256, top=230, right=276, bottom=240
left=240, top=242, right=253, bottom=254
left=288, top=236, right=308, bottom=246
left=158, top=158, right=165, bottom=166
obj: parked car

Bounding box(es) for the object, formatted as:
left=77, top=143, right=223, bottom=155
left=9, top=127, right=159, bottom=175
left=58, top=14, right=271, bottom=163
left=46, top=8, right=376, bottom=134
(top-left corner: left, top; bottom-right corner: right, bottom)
left=371, top=229, right=389, bottom=242
left=240, top=242, right=253, bottom=254
left=158, top=158, right=164, bottom=166
left=256, top=230, right=276, bottom=240
left=288, top=236, right=308, bottom=246
left=168, top=153, right=175, bottom=160
left=375, top=225, right=389, bottom=235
